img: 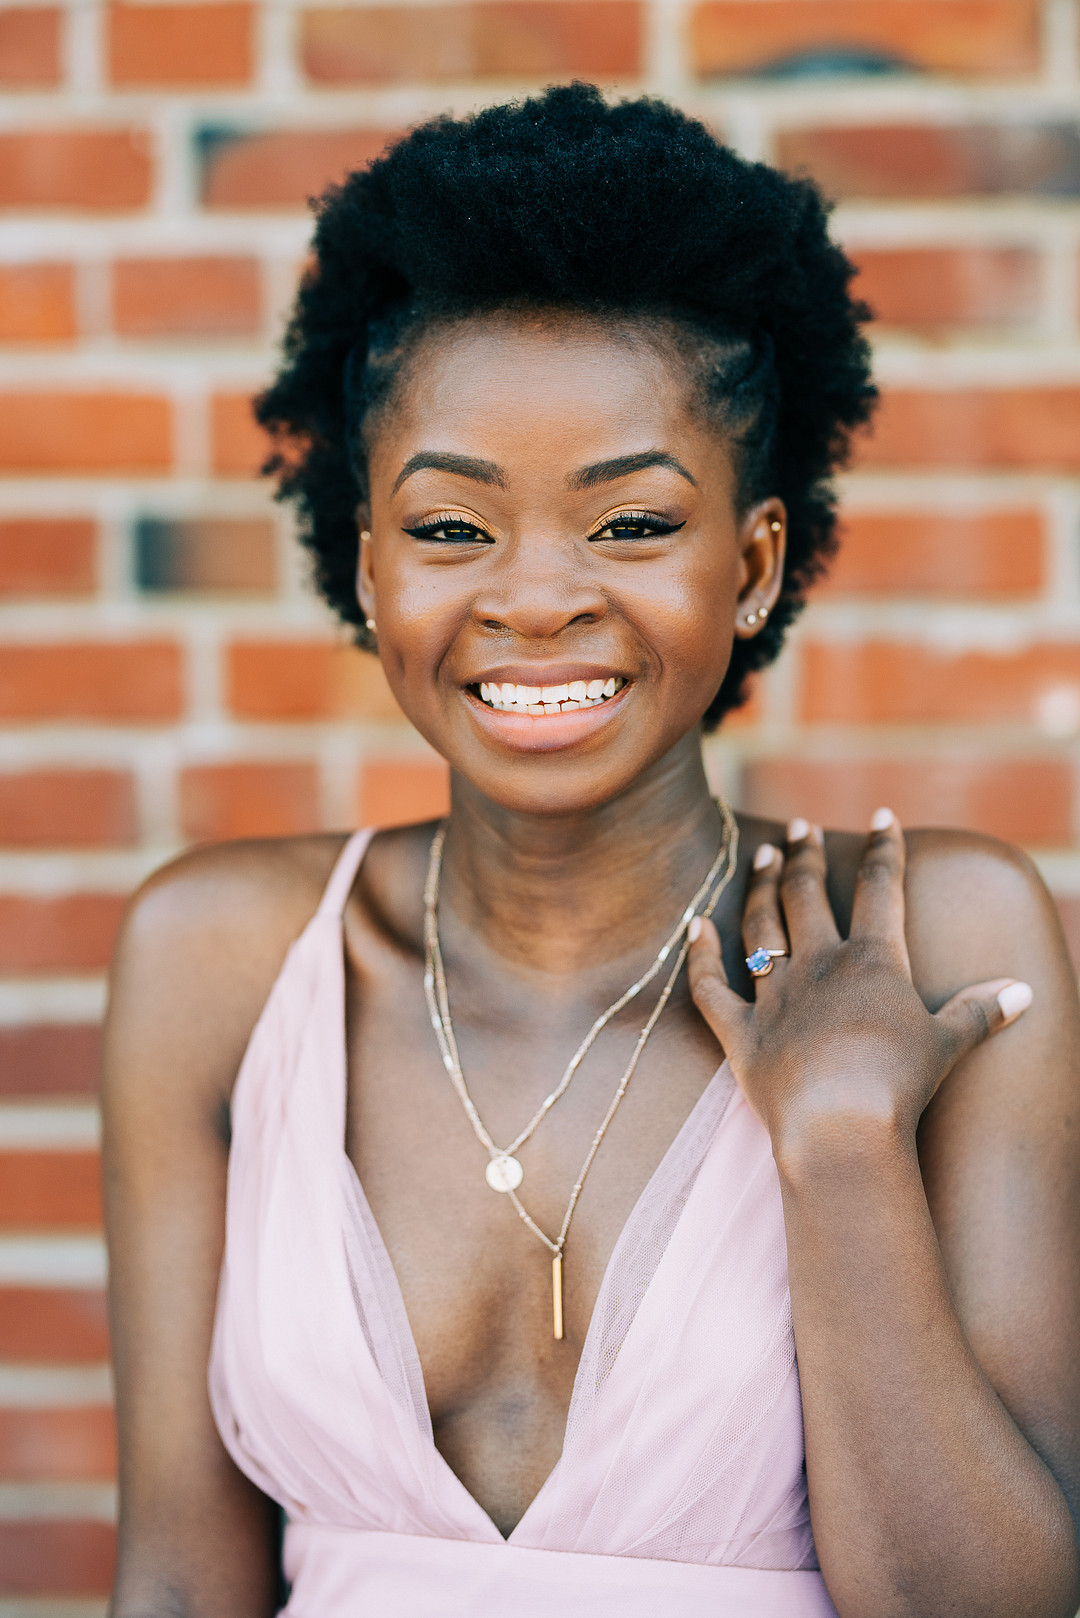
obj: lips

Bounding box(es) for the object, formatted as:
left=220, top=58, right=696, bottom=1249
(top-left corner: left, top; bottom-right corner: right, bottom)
left=474, top=676, right=626, bottom=716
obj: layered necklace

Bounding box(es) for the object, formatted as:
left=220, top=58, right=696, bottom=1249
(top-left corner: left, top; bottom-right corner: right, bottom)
left=422, top=802, right=740, bottom=1340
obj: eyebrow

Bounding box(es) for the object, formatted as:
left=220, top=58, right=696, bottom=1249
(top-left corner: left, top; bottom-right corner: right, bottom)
left=566, top=452, right=698, bottom=491
left=391, top=452, right=507, bottom=496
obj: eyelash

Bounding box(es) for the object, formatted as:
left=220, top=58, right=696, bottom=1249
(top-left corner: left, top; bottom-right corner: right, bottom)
left=403, top=511, right=685, bottom=543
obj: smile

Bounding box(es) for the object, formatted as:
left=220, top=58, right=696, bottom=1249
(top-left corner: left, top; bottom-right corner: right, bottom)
left=474, top=677, right=626, bottom=715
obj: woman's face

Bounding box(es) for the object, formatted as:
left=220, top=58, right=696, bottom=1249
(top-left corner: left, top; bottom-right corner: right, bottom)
left=360, top=311, right=784, bottom=818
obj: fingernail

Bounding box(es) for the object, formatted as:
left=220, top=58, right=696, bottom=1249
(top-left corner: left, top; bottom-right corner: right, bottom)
left=688, top=916, right=702, bottom=943
left=787, top=817, right=810, bottom=843
left=997, top=981, right=1033, bottom=1022
left=870, top=807, right=895, bottom=832
left=753, top=843, right=776, bottom=871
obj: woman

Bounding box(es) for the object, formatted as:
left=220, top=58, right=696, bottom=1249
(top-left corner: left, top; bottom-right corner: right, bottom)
left=103, top=86, right=1080, bottom=1616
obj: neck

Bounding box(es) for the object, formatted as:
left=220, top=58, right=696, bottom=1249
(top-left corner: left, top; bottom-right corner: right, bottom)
left=439, top=733, right=725, bottom=980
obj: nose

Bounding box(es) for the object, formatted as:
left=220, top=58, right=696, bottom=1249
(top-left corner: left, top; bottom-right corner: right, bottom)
left=470, top=534, right=607, bottom=640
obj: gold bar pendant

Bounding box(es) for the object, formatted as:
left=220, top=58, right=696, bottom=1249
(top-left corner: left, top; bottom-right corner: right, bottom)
left=552, top=1253, right=564, bottom=1340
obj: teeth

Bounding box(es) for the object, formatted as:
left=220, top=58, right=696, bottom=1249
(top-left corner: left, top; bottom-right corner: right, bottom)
left=541, top=684, right=569, bottom=703
left=501, top=683, right=515, bottom=705
left=586, top=680, right=604, bottom=700
left=476, top=677, right=625, bottom=712
left=603, top=678, right=616, bottom=697
left=568, top=681, right=587, bottom=702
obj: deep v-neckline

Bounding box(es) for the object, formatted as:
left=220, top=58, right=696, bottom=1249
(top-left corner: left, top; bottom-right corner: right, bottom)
left=331, top=834, right=735, bottom=1540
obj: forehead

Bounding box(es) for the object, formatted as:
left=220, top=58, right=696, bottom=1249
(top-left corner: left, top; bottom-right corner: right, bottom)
left=367, top=309, right=734, bottom=486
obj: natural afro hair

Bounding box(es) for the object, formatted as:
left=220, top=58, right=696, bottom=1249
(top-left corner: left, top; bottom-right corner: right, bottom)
left=257, top=82, right=876, bottom=725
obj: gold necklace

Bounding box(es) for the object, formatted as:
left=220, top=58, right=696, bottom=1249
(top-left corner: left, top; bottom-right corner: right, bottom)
left=422, top=802, right=740, bottom=1339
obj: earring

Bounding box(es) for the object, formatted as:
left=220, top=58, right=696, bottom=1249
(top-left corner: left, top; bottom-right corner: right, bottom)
left=360, top=530, right=371, bottom=542
left=365, top=617, right=376, bottom=632
left=745, top=611, right=758, bottom=627
left=770, top=520, right=781, bottom=533
left=758, top=604, right=769, bottom=620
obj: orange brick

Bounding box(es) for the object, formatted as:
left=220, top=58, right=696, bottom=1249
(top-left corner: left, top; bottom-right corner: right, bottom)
left=803, top=641, right=1080, bottom=725
left=0, top=1150, right=101, bottom=1228
left=211, top=391, right=268, bottom=476
left=135, top=515, right=276, bottom=592
left=0, top=519, right=96, bottom=595
left=0, top=263, right=76, bottom=342
left=777, top=123, right=1080, bottom=201
left=0, top=393, right=171, bottom=473
left=0, top=642, right=182, bottom=721
left=113, top=255, right=260, bottom=336
left=108, top=0, right=252, bottom=85
left=860, top=388, right=1080, bottom=471
left=0, top=1405, right=114, bottom=1481
left=357, top=758, right=450, bottom=826
left=199, top=127, right=398, bottom=209
left=0, top=129, right=153, bottom=211
left=302, top=2, right=642, bottom=84
left=226, top=640, right=401, bottom=720
left=691, top=1, right=1040, bottom=79
left=0, top=896, right=127, bottom=973
left=0, top=1025, right=101, bottom=1097
left=825, top=510, right=1044, bottom=596
left=742, top=757, right=1072, bottom=846
left=853, top=247, right=1040, bottom=329
left=0, top=769, right=137, bottom=848
left=0, top=7, right=61, bottom=86
left=180, top=761, right=321, bottom=840
left=0, top=1287, right=109, bottom=1362
left=0, top=1520, right=115, bottom=1595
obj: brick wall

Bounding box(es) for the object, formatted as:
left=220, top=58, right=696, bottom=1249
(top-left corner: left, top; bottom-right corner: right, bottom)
left=3, top=0, right=1080, bottom=1606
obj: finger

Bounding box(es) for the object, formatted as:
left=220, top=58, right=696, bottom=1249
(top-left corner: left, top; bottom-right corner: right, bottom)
left=849, top=807, right=907, bottom=953
left=933, top=977, right=1034, bottom=1065
left=778, top=819, right=840, bottom=949
left=688, top=916, right=754, bottom=1057
left=740, top=841, right=789, bottom=966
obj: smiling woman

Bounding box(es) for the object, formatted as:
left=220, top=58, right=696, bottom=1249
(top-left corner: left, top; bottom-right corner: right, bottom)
left=102, top=86, right=1080, bottom=1618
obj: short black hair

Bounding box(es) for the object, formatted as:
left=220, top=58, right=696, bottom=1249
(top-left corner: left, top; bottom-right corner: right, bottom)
left=257, top=82, right=875, bottom=725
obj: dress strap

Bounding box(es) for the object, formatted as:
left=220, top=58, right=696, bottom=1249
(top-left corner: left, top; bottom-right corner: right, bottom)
left=316, top=828, right=376, bottom=919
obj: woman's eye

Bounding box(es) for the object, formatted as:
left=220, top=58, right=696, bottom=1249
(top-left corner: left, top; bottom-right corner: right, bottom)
left=592, top=514, right=684, bottom=542
left=404, top=518, right=491, bottom=543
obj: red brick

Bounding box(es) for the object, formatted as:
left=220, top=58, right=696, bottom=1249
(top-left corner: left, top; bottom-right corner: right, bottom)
left=0, top=896, right=127, bottom=973
left=860, top=388, right=1080, bottom=471
left=0, top=129, right=153, bottom=211
left=0, top=1025, right=101, bottom=1097
left=0, top=1150, right=101, bottom=1228
left=691, top=1, right=1040, bottom=79
left=0, top=263, right=76, bottom=342
left=853, top=247, right=1040, bottom=329
left=803, top=641, right=1080, bottom=725
left=825, top=510, right=1044, bottom=596
left=211, top=390, right=268, bottom=475
left=777, top=123, right=1080, bottom=200
left=302, top=2, right=642, bottom=84
left=180, top=761, right=321, bottom=840
left=0, top=642, right=182, bottom=721
left=0, top=1406, right=114, bottom=1481
left=743, top=757, right=1072, bottom=846
left=0, top=1520, right=115, bottom=1595
left=108, top=1, right=252, bottom=85
left=200, top=127, right=398, bottom=209
left=357, top=758, right=450, bottom=826
left=0, top=519, right=96, bottom=596
left=0, top=7, right=61, bottom=86
left=226, top=640, right=401, bottom=720
left=0, top=393, right=172, bottom=473
left=113, top=255, right=260, bottom=336
left=0, top=769, right=137, bottom=848
left=0, top=1287, right=109, bottom=1361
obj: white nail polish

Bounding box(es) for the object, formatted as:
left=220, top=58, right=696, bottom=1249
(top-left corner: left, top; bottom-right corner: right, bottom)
left=997, top=981, right=1033, bottom=1021
left=753, top=843, right=776, bottom=870
left=787, top=817, right=810, bottom=843
left=688, top=917, right=702, bottom=943
left=870, top=807, right=895, bottom=831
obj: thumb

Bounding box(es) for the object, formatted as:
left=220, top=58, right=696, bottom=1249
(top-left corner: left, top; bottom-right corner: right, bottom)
left=933, top=977, right=1033, bottom=1062
left=687, top=916, right=752, bottom=1054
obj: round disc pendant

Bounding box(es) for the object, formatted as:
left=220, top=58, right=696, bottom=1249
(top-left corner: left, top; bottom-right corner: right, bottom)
left=485, top=1154, right=524, bottom=1193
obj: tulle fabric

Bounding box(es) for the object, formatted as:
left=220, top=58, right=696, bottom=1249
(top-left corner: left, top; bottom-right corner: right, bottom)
left=209, top=831, right=838, bottom=1614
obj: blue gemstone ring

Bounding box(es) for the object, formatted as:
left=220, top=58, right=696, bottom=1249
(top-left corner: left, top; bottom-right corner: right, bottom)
left=746, top=946, right=788, bottom=977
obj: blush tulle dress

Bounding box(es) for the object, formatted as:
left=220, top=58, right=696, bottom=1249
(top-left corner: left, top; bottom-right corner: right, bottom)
left=209, top=830, right=840, bottom=1616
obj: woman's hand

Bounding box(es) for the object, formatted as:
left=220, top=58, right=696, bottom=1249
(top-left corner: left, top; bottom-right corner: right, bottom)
left=687, top=810, right=1034, bottom=1159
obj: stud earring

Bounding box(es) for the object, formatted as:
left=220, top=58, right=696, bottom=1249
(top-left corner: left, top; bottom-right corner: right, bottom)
left=745, top=611, right=758, bottom=627
left=360, top=529, right=371, bottom=542
left=770, top=520, right=781, bottom=533
left=758, top=604, right=769, bottom=620
left=365, top=617, right=376, bottom=632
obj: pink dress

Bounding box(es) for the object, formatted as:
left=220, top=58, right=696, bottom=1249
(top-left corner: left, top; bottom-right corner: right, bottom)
left=210, top=830, right=840, bottom=1616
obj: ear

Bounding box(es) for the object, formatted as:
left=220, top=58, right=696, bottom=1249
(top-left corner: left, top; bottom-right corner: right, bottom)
left=356, top=512, right=376, bottom=624
left=733, top=499, right=786, bottom=641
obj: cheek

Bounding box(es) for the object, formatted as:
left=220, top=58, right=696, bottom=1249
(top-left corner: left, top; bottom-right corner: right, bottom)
left=629, top=545, right=739, bottom=687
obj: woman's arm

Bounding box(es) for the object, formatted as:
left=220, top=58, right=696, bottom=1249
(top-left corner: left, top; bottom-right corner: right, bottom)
left=689, top=819, right=1080, bottom=1618
left=103, top=840, right=338, bottom=1618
